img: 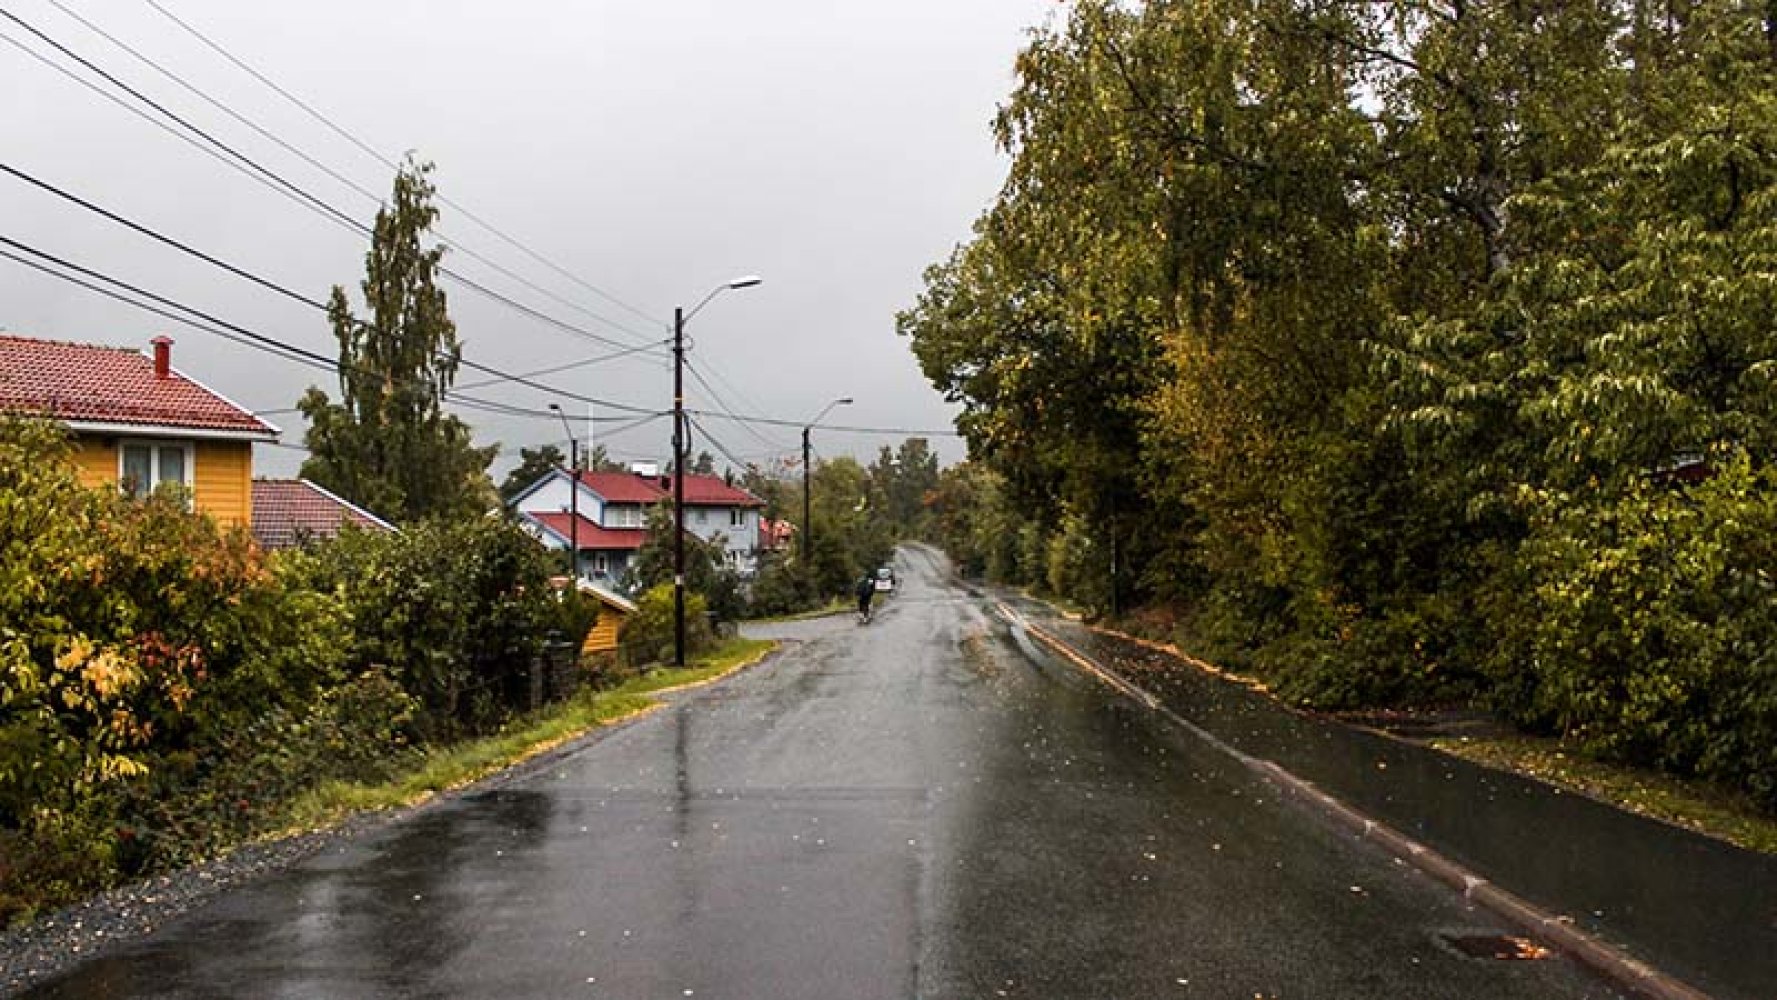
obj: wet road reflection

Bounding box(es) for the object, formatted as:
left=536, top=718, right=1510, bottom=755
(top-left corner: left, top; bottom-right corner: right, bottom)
left=22, top=545, right=1623, bottom=999
left=1035, top=619, right=1777, bottom=1000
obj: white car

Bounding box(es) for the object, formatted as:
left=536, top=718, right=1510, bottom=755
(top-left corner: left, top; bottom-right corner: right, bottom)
left=874, top=567, right=896, bottom=592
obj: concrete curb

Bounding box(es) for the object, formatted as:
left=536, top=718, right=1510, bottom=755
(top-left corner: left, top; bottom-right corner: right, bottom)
left=993, top=602, right=1714, bottom=1000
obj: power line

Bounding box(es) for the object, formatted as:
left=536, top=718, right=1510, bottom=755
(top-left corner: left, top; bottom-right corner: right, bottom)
left=684, top=358, right=792, bottom=453
left=0, top=162, right=662, bottom=415
left=689, top=352, right=789, bottom=439
left=451, top=341, right=670, bottom=393
left=0, top=240, right=571, bottom=423
left=139, top=0, right=665, bottom=330
left=43, top=0, right=664, bottom=348
left=684, top=407, right=963, bottom=438
left=0, top=6, right=661, bottom=353
left=685, top=414, right=757, bottom=474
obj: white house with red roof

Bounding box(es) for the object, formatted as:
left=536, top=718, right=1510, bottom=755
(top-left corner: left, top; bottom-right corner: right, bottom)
left=511, top=466, right=766, bottom=586
left=0, top=333, right=278, bottom=528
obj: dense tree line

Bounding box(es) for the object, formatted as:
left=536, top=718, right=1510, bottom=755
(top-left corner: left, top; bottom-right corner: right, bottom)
left=903, top=0, right=1777, bottom=807
left=731, top=439, right=940, bottom=616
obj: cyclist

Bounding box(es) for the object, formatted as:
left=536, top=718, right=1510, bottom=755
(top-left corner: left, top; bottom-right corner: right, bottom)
left=855, top=572, right=877, bottom=623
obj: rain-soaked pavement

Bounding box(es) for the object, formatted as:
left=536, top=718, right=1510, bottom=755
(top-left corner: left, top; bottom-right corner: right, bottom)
left=1018, top=604, right=1777, bottom=1000
left=23, top=546, right=1630, bottom=999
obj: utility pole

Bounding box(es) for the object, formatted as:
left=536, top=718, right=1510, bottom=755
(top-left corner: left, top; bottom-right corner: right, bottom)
left=549, top=403, right=580, bottom=583
left=670, top=277, right=761, bottom=669
left=802, top=425, right=812, bottom=570
left=800, top=397, right=853, bottom=587
left=673, top=306, right=687, bottom=668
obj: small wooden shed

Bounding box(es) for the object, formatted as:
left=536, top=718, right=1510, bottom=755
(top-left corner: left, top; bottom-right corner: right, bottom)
left=579, top=580, right=637, bottom=655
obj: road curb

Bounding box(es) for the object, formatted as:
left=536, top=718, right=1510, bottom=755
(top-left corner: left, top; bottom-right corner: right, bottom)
left=994, top=603, right=1714, bottom=1000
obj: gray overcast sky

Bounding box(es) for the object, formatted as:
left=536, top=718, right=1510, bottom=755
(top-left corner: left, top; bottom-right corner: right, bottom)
left=1, top=0, right=1060, bottom=477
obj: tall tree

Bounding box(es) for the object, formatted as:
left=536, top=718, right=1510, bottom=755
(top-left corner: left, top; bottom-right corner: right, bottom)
left=299, top=158, right=495, bottom=523
left=584, top=443, right=626, bottom=473
left=498, top=444, right=566, bottom=507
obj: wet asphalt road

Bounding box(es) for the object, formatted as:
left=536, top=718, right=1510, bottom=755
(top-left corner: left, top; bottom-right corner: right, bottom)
left=24, top=546, right=1622, bottom=999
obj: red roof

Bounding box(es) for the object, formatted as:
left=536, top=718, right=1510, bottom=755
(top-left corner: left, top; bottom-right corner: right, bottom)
left=573, top=469, right=667, bottom=503
left=662, top=475, right=764, bottom=507
left=0, top=334, right=278, bottom=438
left=530, top=511, right=647, bottom=551
left=570, top=470, right=762, bottom=508
left=758, top=517, right=796, bottom=550
left=251, top=479, right=394, bottom=550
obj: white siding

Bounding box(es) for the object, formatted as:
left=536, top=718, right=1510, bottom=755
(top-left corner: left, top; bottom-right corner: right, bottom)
left=516, top=472, right=606, bottom=523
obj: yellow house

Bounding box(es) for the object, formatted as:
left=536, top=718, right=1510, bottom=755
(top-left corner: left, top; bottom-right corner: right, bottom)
left=0, top=333, right=278, bottom=528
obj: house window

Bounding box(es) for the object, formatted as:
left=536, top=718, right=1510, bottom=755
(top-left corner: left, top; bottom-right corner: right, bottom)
left=607, top=505, right=644, bottom=528
left=695, top=509, right=708, bottom=525
left=594, top=553, right=609, bottom=575
left=118, top=440, right=194, bottom=501
left=730, top=508, right=745, bottom=528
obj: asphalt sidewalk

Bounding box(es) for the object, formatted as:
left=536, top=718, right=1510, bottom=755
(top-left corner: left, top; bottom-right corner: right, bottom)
left=1001, top=596, right=1776, bottom=1000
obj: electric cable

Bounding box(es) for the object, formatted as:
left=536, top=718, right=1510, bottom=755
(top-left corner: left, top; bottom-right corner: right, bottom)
left=0, top=165, right=661, bottom=414
left=684, top=407, right=963, bottom=438
left=44, top=0, right=665, bottom=345
left=1, top=6, right=661, bottom=352
left=0, top=242, right=576, bottom=422
left=684, top=358, right=792, bottom=453
left=140, top=0, right=664, bottom=329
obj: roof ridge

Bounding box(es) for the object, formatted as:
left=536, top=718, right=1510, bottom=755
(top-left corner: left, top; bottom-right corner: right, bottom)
left=0, top=332, right=143, bottom=353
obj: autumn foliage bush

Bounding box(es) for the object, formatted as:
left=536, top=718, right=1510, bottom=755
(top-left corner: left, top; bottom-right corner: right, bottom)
left=0, top=417, right=589, bottom=923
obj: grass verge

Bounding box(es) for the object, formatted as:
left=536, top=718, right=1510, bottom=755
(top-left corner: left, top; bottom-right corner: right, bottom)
left=1430, top=735, right=1777, bottom=855
left=280, top=637, right=777, bottom=833
left=746, top=599, right=850, bottom=624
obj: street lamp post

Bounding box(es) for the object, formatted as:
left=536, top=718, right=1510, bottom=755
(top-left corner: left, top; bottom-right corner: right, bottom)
left=672, top=276, right=762, bottom=667
left=801, top=397, right=853, bottom=583
left=548, top=404, right=580, bottom=582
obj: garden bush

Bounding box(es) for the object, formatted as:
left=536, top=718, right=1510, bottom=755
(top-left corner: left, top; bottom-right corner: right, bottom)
left=0, top=416, right=596, bottom=923
left=618, top=585, right=713, bottom=667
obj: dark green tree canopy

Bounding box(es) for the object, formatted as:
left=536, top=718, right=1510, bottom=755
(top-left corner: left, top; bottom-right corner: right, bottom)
left=904, top=0, right=1777, bottom=808
left=299, top=158, right=496, bottom=523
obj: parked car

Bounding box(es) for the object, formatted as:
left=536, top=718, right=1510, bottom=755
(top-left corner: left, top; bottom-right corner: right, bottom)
left=874, top=566, right=896, bottom=592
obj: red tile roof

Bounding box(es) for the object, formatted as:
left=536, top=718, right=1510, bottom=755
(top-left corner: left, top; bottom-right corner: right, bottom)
left=569, top=470, right=762, bottom=508
left=662, top=475, right=764, bottom=508
left=251, top=479, right=394, bottom=550
left=0, top=334, right=278, bottom=438
left=573, top=469, right=667, bottom=503
left=530, top=511, right=648, bottom=551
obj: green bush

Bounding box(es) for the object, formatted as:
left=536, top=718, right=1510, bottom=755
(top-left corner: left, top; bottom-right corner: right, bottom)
left=0, top=416, right=352, bottom=918
left=618, top=585, right=713, bottom=667
left=0, top=416, right=584, bottom=922
left=281, top=516, right=562, bottom=739
left=746, top=553, right=815, bottom=617
left=1487, top=455, right=1777, bottom=808
left=114, top=669, right=419, bottom=872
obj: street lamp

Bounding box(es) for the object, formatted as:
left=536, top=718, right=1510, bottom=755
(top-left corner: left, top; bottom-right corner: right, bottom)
left=548, top=403, right=580, bottom=582
left=672, top=275, right=762, bottom=667
left=802, top=397, right=853, bottom=580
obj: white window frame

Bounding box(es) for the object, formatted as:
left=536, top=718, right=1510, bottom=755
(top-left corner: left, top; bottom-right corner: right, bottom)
left=729, top=507, right=745, bottom=528
left=607, top=505, right=644, bottom=529
left=117, top=438, right=195, bottom=501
